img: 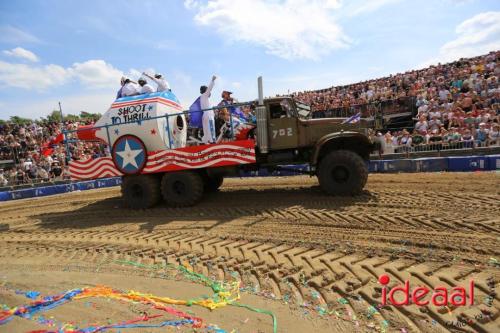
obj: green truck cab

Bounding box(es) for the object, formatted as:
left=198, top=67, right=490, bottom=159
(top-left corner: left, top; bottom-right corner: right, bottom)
left=254, top=96, right=378, bottom=195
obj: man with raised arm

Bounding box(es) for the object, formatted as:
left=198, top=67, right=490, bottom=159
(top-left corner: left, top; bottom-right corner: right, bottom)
left=200, top=75, right=217, bottom=144
left=142, top=72, right=171, bottom=92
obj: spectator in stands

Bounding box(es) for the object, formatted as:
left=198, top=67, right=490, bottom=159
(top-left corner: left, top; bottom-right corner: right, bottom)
left=37, top=166, right=49, bottom=182
left=429, top=107, right=441, bottom=120
left=428, top=115, right=442, bottom=132
left=414, top=116, right=428, bottom=134
left=50, top=161, right=62, bottom=179
left=383, top=132, right=394, bottom=154
left=438, top=87, right=450, bottom=102
left=461, top=129, right=474, bottom=148
left=416, top=95, right=428, bottom=108
left=0, top=169, right=7, bottom=187
left=476, top=123, right=489, bottom=147
left=399, top=129, right=412, bottom=151
left=15, top=168, right=27, bottom=185
left=448, top=128, right=462, bottom=148
left=411, top=130, right=425, bottom=151
left=489, top=123, right=500, bottom=145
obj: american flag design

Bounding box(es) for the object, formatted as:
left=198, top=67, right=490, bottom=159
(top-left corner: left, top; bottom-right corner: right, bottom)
left=69, top=139, right=256, bottom=180
left=69, top=156, right=123, bottom=180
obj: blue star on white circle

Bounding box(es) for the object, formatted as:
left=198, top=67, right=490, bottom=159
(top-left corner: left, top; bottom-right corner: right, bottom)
left=116, top=139, right=143, bottom=169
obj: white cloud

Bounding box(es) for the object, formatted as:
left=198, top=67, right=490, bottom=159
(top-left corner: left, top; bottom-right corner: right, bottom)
left=0, top=25, right=41, bottom=44
left=185, top=0, right=350, bottom=60
left=0, top=59, right=124, bottom=91
left=69, top=60, right=123, bottom=89
left=3, top=47, right=39, bottom=62
left=347, top=0, right=401, bottom=16
left=445, top=0, right=475, bottom=5
left=424, top=11, right=500, bottom=66
left=184, top=0, right=200, bottom=10
left=129, top=68, right=143, bottom=79
left=0, top=61, right=68, bottom=90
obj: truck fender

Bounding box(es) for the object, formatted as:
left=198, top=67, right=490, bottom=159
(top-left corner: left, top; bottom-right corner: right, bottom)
left=311, top=132, right=375, bottom=166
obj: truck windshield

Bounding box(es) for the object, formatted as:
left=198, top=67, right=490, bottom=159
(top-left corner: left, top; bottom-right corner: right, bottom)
left=295, top=101, right=311, bottom=118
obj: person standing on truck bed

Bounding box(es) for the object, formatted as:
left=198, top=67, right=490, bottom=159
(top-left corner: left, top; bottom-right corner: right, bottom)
left=142, top=72, right=171, bottom=92
left=200, top=75, right=217, bottom=144
left=218, top=91, right=247, bottom=120
left=121, top=78, right=140, bottom=97
left=116, top=77, right=126, bottom=99
left=138, top=78, right=154, bottom=94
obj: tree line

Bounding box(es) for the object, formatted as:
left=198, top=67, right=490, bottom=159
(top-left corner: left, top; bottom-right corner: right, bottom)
left=0, top=111, right=102, bottom=126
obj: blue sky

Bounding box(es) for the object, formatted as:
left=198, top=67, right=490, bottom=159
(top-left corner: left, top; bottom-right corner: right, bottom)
left=0, top=0, right=499, bottom=120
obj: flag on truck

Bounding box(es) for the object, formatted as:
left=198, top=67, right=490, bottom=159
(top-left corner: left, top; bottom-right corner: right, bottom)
left=188, top=97, right=203, bottom=128
left=342, top=112, right=361, bottom=124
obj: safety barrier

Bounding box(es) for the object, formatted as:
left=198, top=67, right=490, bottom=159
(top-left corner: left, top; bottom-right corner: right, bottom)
left=1, top=156, right=499, bottom=202
left=0, top=177, right=121, bottom=202
left=369, top=154, right=499, bottom=173
left=239, top=164, right=310, bottom=177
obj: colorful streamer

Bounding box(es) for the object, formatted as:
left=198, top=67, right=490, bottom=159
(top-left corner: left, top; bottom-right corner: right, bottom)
left=0, top=261, right=278, bottom=333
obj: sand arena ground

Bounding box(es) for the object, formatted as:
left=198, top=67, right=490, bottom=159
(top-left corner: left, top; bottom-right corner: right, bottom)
left=0, top=172, right=499, bottom=332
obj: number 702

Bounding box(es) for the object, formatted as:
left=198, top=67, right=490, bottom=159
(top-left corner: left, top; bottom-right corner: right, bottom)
left=272, top=127, right=293, bottom=138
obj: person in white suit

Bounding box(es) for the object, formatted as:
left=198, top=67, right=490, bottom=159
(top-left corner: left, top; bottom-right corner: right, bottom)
left=200, top=75, right=217, bottom=144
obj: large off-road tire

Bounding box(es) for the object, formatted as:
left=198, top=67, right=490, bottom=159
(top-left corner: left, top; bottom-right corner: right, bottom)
left=203, top=174, right=224, bottom=192
left=317, top=150, right=368, bottom=195
left=161, top=171, right=204, bottom=207
left=121, top=174, right=161, bottom=209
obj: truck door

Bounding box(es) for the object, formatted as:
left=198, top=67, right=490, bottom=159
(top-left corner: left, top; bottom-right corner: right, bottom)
left=267, top=99, right=298, bottom=150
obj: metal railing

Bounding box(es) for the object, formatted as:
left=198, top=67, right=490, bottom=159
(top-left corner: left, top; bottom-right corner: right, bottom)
left=0, top=174, right=70, bottom=189
left=311, top=96, right=417, bottom=122
left=377, top=140, right=499, bottom=155
left=62, top=101, right=257, bottom=161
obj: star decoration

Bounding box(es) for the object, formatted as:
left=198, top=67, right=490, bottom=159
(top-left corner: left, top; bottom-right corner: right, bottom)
left=116, top=140, right=142, bottom=169
left=151, top=129, right=156, bottom=135
left=114, top=129, right=120, bottom=135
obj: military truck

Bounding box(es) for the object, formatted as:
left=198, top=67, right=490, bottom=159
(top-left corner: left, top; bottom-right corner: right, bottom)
left=68, top=78, right=378, bottom=209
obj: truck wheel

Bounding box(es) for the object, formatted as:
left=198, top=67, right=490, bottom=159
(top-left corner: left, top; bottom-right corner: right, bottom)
left=121, top=174, right=161, bottom=209
left=317, top=150, right=368, bottom=195
left=161, top=171, right=204, bottom=207
left=203, top=175, right=224, bottom=192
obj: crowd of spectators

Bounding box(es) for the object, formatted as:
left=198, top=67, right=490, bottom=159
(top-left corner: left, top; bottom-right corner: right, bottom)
left=294, top=51, right=498, bottom=115
left=293, top=51, right=499, bottom=152
left=0, top=118, right=102, bottom=187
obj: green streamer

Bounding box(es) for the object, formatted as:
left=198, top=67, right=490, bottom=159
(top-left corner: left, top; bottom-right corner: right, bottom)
left=114, top=259, right=278, bottom=333
left=231, top=302, right=278, bottom=333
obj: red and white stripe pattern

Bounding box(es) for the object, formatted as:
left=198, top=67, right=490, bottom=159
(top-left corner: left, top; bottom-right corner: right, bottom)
left=69, top=157, right=122, bottom=180
left=110, top=96, right=183, bottom=110
left=144, top=140, right=256, bottom=173
left=69, top=140, right=256, bottom=180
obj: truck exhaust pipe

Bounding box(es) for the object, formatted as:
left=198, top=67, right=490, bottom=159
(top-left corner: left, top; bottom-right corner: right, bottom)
left=256, top=76, right=269, bottom=153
